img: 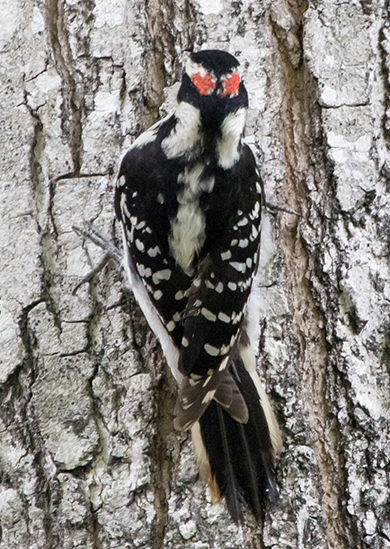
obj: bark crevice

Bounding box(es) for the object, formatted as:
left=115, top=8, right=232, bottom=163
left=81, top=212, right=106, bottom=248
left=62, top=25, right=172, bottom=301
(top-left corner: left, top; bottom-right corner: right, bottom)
left=271, top=2, right=358, bottom=547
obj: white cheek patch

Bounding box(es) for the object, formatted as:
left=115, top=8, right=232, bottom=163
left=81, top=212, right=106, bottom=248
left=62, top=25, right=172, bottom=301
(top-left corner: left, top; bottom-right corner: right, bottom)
left=216, top=108, right=247, bottom=169
left=161, top=103, right=201, bottom=159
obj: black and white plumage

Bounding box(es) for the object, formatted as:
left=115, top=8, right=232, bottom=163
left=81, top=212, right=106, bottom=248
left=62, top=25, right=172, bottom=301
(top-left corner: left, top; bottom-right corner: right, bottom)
left=115, top=50, right=282, bottom=521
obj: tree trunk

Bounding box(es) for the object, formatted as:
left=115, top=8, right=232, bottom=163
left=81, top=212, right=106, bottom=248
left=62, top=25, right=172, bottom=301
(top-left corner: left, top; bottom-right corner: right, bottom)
left=1, top=0, right=389, bottom=547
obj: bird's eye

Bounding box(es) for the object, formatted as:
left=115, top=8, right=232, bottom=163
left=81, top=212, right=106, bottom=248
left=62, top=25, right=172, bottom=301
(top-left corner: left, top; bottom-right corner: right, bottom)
left=191, top=72, right=216, bottom=96
left=221, top=74, right=241, bottom=97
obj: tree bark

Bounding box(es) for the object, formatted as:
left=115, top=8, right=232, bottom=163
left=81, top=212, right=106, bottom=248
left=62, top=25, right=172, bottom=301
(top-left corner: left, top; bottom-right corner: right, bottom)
left=1, top=0, right=390, bottom=547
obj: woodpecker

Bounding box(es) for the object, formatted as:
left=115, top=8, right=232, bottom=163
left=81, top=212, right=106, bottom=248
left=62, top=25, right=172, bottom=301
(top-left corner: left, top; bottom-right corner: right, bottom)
left=115, top=50, right=282, bottom=521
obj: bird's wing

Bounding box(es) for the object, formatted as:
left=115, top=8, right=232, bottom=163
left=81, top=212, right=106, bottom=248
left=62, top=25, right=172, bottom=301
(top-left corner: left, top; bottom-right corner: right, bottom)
left=175, top=182, right=262, bottom=428
left=115, top=137, right=192, bottom=374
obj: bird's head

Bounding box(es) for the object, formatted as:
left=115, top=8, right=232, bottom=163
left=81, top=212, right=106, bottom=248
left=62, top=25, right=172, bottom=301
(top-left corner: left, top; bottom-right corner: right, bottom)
left=178, top=50, right=248, bottom=133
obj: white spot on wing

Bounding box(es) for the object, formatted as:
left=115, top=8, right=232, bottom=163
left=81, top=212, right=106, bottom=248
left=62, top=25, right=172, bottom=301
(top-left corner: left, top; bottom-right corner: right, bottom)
left=250, top=225, right=259, bottom=241
left=137, top=264, right=152, bottom=278
left=166, top=320, right=175, bottom=332
left=252, top=202, right=260, bottom=218
left=215, top=282, right=224, bottom=293
left=135, top=220, right=146, bottom=230
left=218, top=312, right=231, bottom=323
left=154, top=290, right=163, bottom=300
left=201, top=308, right=217, bottom=322
left=237, top=217, right=248, bottom=227
left=152, top=269, right=172, bottom=285
left=135, top=239, right=145, bottom=252
left=147, top=246, right=161, bottom=257
left=232, top=311, right=243, bottom=325
left=229, top=261, right=246, bottom=273
left=204, top=344, right=219, bottom=356
left=221, top=250, right=232, bottom=260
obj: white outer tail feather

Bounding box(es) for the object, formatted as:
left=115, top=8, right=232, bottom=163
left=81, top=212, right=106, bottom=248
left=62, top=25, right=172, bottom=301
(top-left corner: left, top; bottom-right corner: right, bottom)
left=191, top=421, right=221, bottom=502
left=239, top=345, right=282, bottom=456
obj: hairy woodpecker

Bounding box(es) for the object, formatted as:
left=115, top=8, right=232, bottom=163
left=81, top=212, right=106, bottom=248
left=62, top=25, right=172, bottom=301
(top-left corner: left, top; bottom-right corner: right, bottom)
left=115, top=50, right=282, bottom=521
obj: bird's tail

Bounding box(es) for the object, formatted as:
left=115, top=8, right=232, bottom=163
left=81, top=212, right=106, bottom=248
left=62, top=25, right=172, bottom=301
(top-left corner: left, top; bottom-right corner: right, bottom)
left=191, top=350, right=281, bottom=521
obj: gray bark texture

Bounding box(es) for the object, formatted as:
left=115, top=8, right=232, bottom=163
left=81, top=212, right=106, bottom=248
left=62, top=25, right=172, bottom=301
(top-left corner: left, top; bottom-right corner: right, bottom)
left=1, top=0, right=390, bottom=547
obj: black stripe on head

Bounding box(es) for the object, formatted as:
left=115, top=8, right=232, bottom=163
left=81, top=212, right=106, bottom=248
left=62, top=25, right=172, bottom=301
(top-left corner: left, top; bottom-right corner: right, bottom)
left=190, top=50, right=240, bottom=77
left=177, top=73, right=201, bottom=107
left=226, top=82, right=248, bottom=111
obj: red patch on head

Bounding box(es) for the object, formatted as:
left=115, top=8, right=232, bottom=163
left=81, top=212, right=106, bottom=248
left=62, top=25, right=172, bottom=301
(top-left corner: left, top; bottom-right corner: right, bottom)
left=221, top=73, right=241, bottom=97
left=191, top=72, right=216, bottom=96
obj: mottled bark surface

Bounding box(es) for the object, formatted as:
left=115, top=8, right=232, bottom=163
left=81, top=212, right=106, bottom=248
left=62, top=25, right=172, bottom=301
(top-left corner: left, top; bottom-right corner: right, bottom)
left=1, top=0, right=390, bottom=547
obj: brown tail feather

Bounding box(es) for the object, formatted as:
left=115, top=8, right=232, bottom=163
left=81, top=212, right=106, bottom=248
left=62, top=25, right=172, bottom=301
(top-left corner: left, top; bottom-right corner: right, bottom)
left=174, top=368, right=248, bottom=431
